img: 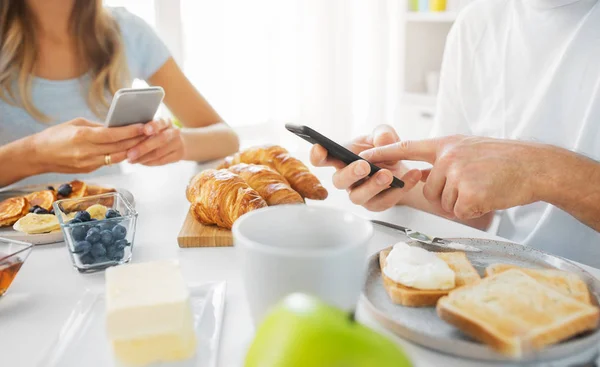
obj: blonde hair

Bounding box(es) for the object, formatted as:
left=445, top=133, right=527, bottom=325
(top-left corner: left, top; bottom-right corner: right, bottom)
left=0, top=0, right=129, bottom=121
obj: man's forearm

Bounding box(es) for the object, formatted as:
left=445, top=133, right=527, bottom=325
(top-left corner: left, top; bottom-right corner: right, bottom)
left=0, top=135, right=40, bottom=187
left=180, top=122, right=240, bottom=162
left=537, top=146, right=600, bottom=231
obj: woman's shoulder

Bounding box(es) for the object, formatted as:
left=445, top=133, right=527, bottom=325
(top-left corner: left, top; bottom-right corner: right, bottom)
left=105, top=7, right=171, bottom=80
left=106, top=7, right=154, bottom=43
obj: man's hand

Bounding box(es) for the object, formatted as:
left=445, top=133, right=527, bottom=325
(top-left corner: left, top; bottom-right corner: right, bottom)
left=310, top=125, right=422, bottom=212
left=360, top=135, right=549, bottom=220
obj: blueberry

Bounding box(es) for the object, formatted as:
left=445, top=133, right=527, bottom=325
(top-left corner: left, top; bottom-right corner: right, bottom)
left=111, top=248, right=125, bottom=261
left=57, top=184, right=73, bottom=197
left=114, top=239, right=128, bottom=249
left=100, top=230, right=114, bottom=246
left=105, top=209, right=121, bottom=219
left=94, top=256, right=110, bottom=264
left=79, top=253, right=95, bottom=265
left=49, top=208, right=54, bottom=215
left=74, top=211, right=91, bottom=222
left=34, top=207, right=49, bottom=215
left=98, top=222, right=115, bottom=231
left=29, top=205, right=41, bottom=213
left=73, top=241, right=92, bottom=254
left=112, top=225, right=127, bottom=240
left=71, top=225, right=87, bottom=241
left=70, top=218, right=82, bottom=224
left=86, top=227, right=101, bottom=243
left=47, top=186, right=55, bottom=191
left=90, top=243, right=106, bottom=258
left=89, top=218, right=98, bottom=222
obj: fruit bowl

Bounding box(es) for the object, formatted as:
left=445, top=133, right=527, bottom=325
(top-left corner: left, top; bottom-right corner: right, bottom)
left=53, top=193, right=138, bottom=273
left=0, top=237, right=33, bottom=296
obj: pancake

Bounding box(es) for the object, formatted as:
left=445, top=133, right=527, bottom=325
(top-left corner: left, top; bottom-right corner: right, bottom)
left=24, top=190, right=57, bottom=211
left=67, top=180, right=88, bottom=199
left=0, top=197, right=30, bottom=227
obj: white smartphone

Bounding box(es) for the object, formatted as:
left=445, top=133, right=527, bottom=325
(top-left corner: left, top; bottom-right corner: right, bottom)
left=104, top=87, right=165, bottom=127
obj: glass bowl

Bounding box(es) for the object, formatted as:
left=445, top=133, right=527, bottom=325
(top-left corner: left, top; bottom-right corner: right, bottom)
left=0, top=237, right=33, bottom=296
left=53, top=193, right=137, bottom=273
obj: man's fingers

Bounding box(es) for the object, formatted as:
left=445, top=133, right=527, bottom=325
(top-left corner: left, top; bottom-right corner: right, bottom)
left=359, top=139, right=439, bottom=164
left=84, top=123, right=145, bottom=143
left=361, top=169, right=422, bottom=211
left=441, top=184, right=458, bottom=214
left=422, top=166, right=446, bottom=203
left=332, top=160, right=371, bottom=190
left=347, top=170, right=394, bottom=206
left=310, top=144, right=347, bottom=169
left=372, top=124, right=400, bottom=147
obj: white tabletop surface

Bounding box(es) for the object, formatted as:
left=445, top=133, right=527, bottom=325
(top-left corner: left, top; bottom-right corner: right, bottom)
left=2, top=158, right=599, bottom=367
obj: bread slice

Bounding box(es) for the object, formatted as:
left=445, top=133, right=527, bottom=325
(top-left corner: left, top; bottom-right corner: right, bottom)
left=437, top=269, right=600, bottom=357
left=379, top=248, right=480, bottom=307
left=486, top=264, right=592, bottom=305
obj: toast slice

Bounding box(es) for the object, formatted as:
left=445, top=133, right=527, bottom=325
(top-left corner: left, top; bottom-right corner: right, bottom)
left=437, top=269, right=600, bottom=357
left=486, top=264, right=592, bottom=304
left=0, top=197, right=30, bottom=227
left=379, top=248, right=480, bottom=307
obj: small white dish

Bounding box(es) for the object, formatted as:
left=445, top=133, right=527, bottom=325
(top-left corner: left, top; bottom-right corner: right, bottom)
left=39, top=281, right=226, bottom=367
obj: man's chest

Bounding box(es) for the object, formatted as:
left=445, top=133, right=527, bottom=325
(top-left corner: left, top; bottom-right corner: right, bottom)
left=461, top=18, right=600, bottom=157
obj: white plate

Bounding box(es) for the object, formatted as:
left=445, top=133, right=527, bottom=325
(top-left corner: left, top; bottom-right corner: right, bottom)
left=0, top=187, right=134, bottom=245
left=39, top=281, right=226, bottom=367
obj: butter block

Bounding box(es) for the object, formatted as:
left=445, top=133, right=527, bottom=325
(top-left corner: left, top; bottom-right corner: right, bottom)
left=106, top=260, right=196, bottom=366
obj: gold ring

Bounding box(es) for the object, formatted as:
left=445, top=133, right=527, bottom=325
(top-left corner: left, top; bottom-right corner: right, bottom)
left=104, top=154, right=112, bottom=166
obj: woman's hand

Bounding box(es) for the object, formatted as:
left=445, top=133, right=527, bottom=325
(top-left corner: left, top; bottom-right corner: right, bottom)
left=31, top=118, right=146, bottom=173
left=126, top=119, right=185, bottom=166
left=309, top=125, right=422, bottom=212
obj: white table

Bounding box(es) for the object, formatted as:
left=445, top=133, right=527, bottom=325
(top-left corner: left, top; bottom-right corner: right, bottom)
left=2, top=160, right=599, bottom=367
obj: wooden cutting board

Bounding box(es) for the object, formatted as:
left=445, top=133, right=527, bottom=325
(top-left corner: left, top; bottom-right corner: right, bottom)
left=177, top=209, right=233, bottom=247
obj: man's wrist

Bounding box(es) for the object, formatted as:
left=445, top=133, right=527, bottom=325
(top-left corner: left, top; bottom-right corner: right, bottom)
left=532, top=144, right=597, bottom=207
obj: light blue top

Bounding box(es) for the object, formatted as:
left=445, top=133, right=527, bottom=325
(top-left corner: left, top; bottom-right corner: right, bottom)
left=0, top=7, right=171, bottom=187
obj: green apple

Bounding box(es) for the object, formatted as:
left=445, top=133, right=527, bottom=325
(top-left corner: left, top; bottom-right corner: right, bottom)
left=245, top=293, right=412, bottom=367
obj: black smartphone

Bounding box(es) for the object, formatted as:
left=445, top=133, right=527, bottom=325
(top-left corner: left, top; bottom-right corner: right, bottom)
left=285, top=124, right=404, bottom=188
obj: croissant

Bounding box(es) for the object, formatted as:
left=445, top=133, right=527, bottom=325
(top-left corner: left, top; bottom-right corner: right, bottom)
left=227, top=163, right=304, bottom=206
left=186, top=169, right=267, bottom=229
left=219, top=145, right=328, bottom=200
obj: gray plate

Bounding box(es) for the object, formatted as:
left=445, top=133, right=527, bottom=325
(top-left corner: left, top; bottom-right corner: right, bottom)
left=362, top=237, right=600, bottom=365
left=0, top=183, right=135, bottom=245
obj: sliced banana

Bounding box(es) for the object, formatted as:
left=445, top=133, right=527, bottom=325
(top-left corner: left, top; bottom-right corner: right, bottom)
left=86, top=204, right=108, bottom=220
left=13, top=213, right=60, bottom=234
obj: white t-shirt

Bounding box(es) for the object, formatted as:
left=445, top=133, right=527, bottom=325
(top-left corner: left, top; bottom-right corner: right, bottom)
left=433, top=0, right=600, bottom=267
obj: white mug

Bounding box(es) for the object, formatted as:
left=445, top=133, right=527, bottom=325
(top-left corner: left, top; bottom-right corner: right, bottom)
left=233, top=205, right=373, bottom=326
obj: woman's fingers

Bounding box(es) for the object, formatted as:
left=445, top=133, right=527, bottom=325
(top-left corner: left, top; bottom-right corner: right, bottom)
left=127, top=128, right=179, bottom=163
left=135, top=145, right=176, bottom=165
left=83, top=123, right=145, bottom=143
left=143, top=119, right=171, bottom=136
left=141, top=149, right=183, bottom=166
left=95, top=136, right=147, bottom=155
left=332, top=160, right=371, bottom=190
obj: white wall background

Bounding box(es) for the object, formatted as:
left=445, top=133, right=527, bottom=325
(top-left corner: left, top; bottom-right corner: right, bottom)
left=104, top=0, right=408, bottom=145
